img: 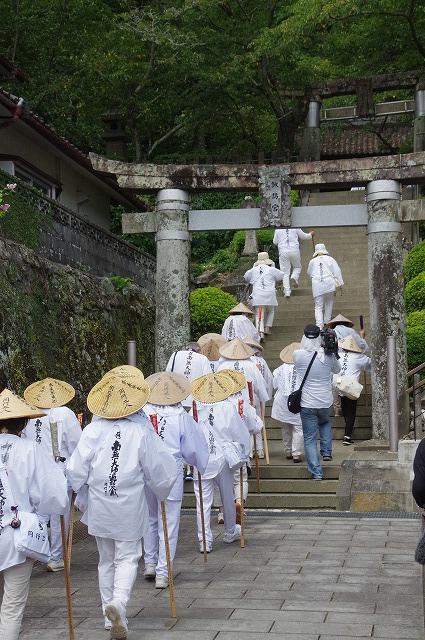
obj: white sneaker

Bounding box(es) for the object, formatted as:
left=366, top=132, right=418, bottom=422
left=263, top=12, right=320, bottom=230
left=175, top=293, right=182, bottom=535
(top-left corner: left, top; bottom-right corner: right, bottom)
left=47, top=559, right=64, bottom=572
left=155, top=575, right=169, bottom=589
left=144, top=563, right=156, bottom=579
left=105, top=600, right=128, bottom=640
left=217, top=512, right=224, bottom=524
left=291, top=277, right=299, bottom=288
left=199, top=540, right=213, bottom=553
left=223, top=524, right=242, bottom=544
left=257, top=449, right=265, bottom=459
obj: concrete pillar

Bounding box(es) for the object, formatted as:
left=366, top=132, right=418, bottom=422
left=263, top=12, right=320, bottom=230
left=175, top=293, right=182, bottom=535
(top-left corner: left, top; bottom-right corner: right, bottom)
left=366, top=180, right=409, bottom=439
left=414, top=83, right=425, bottom=152
left=155, top=189, right=191, bottom=371
left=300, top=100, right=321, bottom=162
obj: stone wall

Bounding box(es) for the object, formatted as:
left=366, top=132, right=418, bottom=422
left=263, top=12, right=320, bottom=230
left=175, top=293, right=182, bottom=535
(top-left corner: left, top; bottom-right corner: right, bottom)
left=0, top=236, right=155, bottom=419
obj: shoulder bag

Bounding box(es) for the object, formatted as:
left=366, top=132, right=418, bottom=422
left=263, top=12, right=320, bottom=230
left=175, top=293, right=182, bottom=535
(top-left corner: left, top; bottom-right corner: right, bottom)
left=287, top=352, right=317, bottom=414
left=0, top=464, right=50, bottom=563
left=335, top=375, right=363, bottom=400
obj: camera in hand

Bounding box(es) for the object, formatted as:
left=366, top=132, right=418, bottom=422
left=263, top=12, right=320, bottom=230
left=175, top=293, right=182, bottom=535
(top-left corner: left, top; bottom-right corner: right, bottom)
left=321, top=327, right=340, bottom=358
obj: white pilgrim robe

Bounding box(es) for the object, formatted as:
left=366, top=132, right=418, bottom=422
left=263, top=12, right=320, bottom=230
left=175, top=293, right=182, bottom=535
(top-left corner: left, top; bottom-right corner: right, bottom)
left=271, top=363, right=302, bottom=426
left=216, top=357, right=270, bottom=406
left=333, top=349, right=371, bottom=395
left=67, top=411, right=178, bottom=541
left=0, top=434, right=68, bottom=571
left=221, top=316, right=260, bottom=342
left=307, top=255, right=344, bottom=297
left=243, top=265, right=284, bottom=307
left=166, top=349, right=211, bottom=407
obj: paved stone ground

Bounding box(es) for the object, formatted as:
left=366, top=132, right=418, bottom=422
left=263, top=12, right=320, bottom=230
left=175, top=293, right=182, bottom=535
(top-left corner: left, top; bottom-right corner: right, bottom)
left=10, top=511, right=425, bottom=640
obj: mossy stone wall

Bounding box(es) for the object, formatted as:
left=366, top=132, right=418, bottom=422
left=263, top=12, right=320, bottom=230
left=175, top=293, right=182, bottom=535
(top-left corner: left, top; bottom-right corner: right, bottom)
left=0, top=236, right=155, bottom=418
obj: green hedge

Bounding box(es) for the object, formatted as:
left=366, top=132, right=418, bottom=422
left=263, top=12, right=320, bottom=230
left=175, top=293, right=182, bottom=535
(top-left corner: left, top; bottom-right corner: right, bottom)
left=405, top=239, right=425, bottom=283
left=190, top=287, right=237, bottom=338
left=405, top=272, right=425, bottom=313
left=406, top=311, right=425, bottom=370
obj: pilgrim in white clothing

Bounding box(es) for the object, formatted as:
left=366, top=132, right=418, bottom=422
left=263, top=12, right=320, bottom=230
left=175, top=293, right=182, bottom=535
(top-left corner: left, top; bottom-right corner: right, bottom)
left=307, top=244, right=344, bottom=329
left=0, top=389, right=68, bottom=640
left=273, top=228, right=313, bottom=297
left=22, top=378, right=81, bottom=570
left=143, top=375, right=209, bottom=586
left=333, top=336, right=371, bottom=445
left=165, top=342, right=211, bottom=407
left=243, top=252, right=284, bottom=338
left=271, top=342, right=304, bottom=461
left=67, top=372, right=178, bottom=637
left=249, top=352, right=273, bottom=456
left=191, top=373, right=251, bottom=551
left=221, top=303, right=260, bottom=342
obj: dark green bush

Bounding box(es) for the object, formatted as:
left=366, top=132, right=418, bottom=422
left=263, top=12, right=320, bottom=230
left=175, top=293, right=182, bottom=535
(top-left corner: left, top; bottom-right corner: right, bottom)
left=406, top=311, right=425, bottom=370
left=405, top=272, right=425, bottom=313
left=190, top=286, right=237, bottom=338
left=405, top=239, right=425, bottom=283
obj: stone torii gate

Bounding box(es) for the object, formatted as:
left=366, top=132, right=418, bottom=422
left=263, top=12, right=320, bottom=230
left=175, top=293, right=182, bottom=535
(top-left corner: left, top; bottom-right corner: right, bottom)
left=90, top=150, right=425, bottom=441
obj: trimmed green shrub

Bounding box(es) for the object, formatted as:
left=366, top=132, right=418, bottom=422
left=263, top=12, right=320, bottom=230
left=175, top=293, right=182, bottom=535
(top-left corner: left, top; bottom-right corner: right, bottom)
left=405, top=272, right=425, bottom=313
left=406, top=311, right=425, bottom=370
left=405, top=239, right=425, bottom=283
left=190, top=287, right=237, bottom=338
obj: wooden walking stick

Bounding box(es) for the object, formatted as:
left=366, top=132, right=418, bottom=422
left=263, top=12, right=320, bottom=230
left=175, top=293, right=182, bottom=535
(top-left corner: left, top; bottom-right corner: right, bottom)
left=359, top=315, right=368, bottom=406
left=192, top=401, right=208, bottom=563
left=237, top=399, right=245, bottom=548
left=161, top=501, right=177, bottom=618
left=149, top=414, right=177, bottom=618
left=260, top=402, right=270, bottom=465
left=311, top=228, right=315, bottom=252
left=67, top=492, right=76, bottom=570
left=60, top=515, right=75, bottom=640
left=247, top=381, right=261, bottom=494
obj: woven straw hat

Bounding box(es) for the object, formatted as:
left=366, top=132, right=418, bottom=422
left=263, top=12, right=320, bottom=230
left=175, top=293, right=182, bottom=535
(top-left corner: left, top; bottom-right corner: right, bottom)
left=219, top=338, right=254, bottom=360
left=279, top=342, right=301, bottom=364
left=254, top=251, right=274, bottom=266
left=191, top=373, right=235, bottom=403
left=198, top=333, right=226, bottom=347
left=227, top=303, right=253, bottom=316
left=200, top=339, right=222, bottom=361
left=313, top=243, right=329, bottom=257
left=243, top=337, right=263, bottom=352
left=24, top=377, right=75, bottom=409
left=102, top=364, right=145, bottom=381
left=145, top=372, right=190, bottom=405
left=87, top=374, right=150, bottom=419
left=327, top=314, right=354, bottom=328
left=0, top=389, right=46, bottom=420
left=338, top=336, right=362, bottom=353
left=216, top=369, right=246, bottom=393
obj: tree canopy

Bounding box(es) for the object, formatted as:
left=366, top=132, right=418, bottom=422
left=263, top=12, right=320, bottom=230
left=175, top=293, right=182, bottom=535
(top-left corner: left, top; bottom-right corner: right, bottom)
left=1, top=0, right=424, bottom=161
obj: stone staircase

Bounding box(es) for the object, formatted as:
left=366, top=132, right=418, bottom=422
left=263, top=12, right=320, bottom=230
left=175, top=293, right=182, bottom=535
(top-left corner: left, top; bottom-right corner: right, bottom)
left=184, top=208, right=373, bottom=510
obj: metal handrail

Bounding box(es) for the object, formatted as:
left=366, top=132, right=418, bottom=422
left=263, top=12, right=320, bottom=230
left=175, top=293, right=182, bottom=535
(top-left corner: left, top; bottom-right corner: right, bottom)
left=407, top=364, right=425, bottom=439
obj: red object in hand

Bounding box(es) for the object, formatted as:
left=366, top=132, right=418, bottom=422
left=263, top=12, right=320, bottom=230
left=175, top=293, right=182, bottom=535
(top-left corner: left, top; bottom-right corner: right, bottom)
left=238, top=399, right=244, bottom=416
left=192, top=400, right=198, bottom=422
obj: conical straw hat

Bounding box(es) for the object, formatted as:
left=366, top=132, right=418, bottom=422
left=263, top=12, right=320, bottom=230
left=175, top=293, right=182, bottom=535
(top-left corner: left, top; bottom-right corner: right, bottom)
left=243, top=337, right=263, bottom=352
left=338, top=336, right=362, bottom=353
left=200, top=339, right=221, bottom=361
left=24, top=377, right=75, bottom=409
left=145, top=372, right=191, bottom=405
left=279, top=342, right=301, bottom=364
left=87, top=374, right=150, bottom=419
left=328, top=314, right=354, bottom=328
left=191, top=373, right=235, bottom=403
left=219, top=338, right=254, bottom=360
left=198, top=333, right=226, bottom=347
left=216, top=369, right=246, bottom=393
left=0, top=389, right=46, bottom=420
left=228, top=303, right=253, bottom=315
left=102, top=365, right=144, bottom=381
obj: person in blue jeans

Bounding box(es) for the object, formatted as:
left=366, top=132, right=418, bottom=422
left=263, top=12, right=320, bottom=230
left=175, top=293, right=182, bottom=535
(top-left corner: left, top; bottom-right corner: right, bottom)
left=293, top=324, right=341, bottom=480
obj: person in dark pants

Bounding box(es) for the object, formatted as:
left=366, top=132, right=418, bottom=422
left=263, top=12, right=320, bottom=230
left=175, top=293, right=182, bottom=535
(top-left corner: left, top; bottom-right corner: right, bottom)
left=334, top=336, right=371, bottom=446
left=413, top=438, right=425, bottom=508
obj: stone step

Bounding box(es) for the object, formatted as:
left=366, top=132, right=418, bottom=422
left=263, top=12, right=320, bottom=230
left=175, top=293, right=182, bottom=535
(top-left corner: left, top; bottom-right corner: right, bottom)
left=182, top=492, right=338, bottom=510
left=263, top=427, right=372, bottom=441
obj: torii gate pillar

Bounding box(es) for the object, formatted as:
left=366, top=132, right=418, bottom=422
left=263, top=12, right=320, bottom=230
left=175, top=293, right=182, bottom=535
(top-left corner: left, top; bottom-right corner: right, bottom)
left=366, top=180, right=409, bottom=439
left=155, top=189, right=191, bottom=370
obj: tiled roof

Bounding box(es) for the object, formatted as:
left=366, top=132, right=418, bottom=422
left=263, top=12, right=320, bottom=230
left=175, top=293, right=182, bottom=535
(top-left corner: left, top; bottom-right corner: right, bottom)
left=319, top=123, right=413, bottom=158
